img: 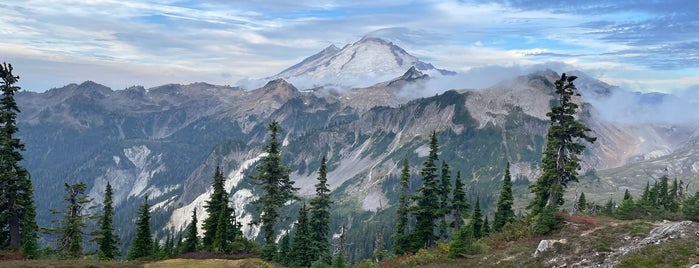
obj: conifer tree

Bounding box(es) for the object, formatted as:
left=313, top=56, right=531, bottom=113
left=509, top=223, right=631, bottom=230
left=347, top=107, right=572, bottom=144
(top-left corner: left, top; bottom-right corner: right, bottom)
left=310, top=156, right=332, bottom=263
left=615, top=189, right=636, bottom=220
left=658, top=175, right=670, bottom=209
left=252, top=121, right=298, bottom=259
left=54, top=182, right=91, bottom=258
left=482, top=216, right=490, bottom=236
left=291, top=203, right=313, bottom=268
left=529, top=73, right=596, bottom=217
left=277, top=232, right=291, bottom=266
left=409, top=132, right=440, bottom=251
left=451, top=171, right=469, bottom=232
left=393, top=157, right=411, bottom=255
left=577, top=191, right=587, bottom=212
left=128, top=197, right=153, bottom=260
left=682, top=191, right=699, bottom=221
left=493, top=163, right=514, bottom=231
left=203, top=166, right=237, bottom=253
left=163, top=233, right=173, bottom=257
left=438, top=161, right=452, bottom=240
left=182, top=209, right=199, bottom=253
left=96, top=182, right=119, bottom=260
left=471, top=197, right=483, bottom=239
left=669, top=178, right=679, bottom=212
left=0, top=63, right=37, bottom=257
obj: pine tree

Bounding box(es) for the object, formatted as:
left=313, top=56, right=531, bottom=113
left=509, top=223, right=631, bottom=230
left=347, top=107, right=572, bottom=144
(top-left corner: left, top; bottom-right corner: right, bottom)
left=601, top=198, right=615, bottom=216
left=493, top=163, right=514, bottom=232
left=182, top=209, right=199, bottom=253
left=252, top=121, right=299, bottom=259
left=615, top=189, right=636, bottom=220
left=438, top=161, right=452, bottom=240
left=471, top=197, right=483, bottom=239
left=451, top=171, right=469, bottom=232
left=0, top=63, right=37, bottom=257
left=128, top=197, right=153, bottom=260
left=277, top=232, right=291, bottom=266
left=448, top=222, right=477, bottom=258
left=96, top=182, right=119, bottom=260
left=658, top=175, right=670, bottom=209
left=163, top=233, right=173, bottom=257
left=577, top=192, right=587, bottom=213
left=668, top=178, right=679, bottom=212
left=310, top=156, right=332, bottom=263
left=528, top=73, right=595, bottom=227
left=409, top=132, right=440, bottom=251
left=203, top=166, right=237, bottom=253
left=55, top=182, right=91, bottom=258
left=482, top=216, right=490, bottom=236
left=682, top=191, right=699, bottom=221
left=393, top=157, right=411, bottom=255
left=291, top=203, right=313, bottom=268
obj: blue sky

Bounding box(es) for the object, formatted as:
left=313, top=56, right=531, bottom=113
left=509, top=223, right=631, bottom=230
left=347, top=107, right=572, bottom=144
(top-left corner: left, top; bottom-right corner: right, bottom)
left=1, top=0, right=697, bottom=95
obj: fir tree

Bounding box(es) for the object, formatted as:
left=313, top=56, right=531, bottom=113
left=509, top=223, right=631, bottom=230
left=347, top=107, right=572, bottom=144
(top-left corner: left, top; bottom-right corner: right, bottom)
left=529, top=73, right=596, bottom=219
left=482, top=216, right=490, bottom=236
left=252, top=121, right=298, bottom=259
left=668, top=178, right=679, bottom=212
left=310, top=156, right=332, bottom=263
left=56, top=182, right=91, bottom=258
left=291, top=203, right=313, bottom=268
left=393, top=157, right=411, bottom=255
left=493, top=163, right=514, bottom=232
left=451, top=171, right=469, bottom=232
left=277, top=232, right=291, bottom=266
left=96, top=182, right=119, bottom=260
left=682, top=191, right=699, bottom=221
left=577, top=192, right=587, bottom=213
left=601, top=198, right=616, bottom=216
left=203, top=166, right=237, bottom=253
left=0, top=63, right=37, bottom=257
left=471, top=197, right=483, bottom=239
left=182, top=209, right=199, bottom=253
left=448, top=222, right=477, bottom=258
left=438, top=161, right=452, bottom=240
left=128, top=197, right=153, bottom=260
left=409, top=132, right=440, bottom=251
left=658, top=175, right=670, bottom=209
left=615, top=189, right=636, bottom=220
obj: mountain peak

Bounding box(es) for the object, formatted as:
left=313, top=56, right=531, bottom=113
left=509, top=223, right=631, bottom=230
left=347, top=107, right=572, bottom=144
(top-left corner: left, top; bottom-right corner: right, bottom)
left=273, top=36, right=453, bottom=88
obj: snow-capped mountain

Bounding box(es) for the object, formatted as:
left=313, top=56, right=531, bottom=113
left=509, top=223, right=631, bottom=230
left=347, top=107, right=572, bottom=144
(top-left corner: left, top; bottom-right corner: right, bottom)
left=273, top=36, right=454, bottom=88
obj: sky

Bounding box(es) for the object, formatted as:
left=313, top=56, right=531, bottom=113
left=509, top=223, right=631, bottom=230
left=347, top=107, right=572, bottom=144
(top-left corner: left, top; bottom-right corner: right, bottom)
left=1, top=0, right=698, bottom=95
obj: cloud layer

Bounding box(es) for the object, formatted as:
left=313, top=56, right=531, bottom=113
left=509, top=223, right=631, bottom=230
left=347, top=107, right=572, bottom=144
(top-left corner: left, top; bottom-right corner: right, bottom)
left=0, top=0, right=697, bottom=94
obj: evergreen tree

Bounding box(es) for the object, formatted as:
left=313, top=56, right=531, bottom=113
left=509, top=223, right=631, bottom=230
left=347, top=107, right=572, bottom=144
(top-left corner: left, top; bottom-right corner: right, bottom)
left=310, top=156, right=332, bottom=263
left=493, top=163, right=514, bottom=231
left=277, top=232, right=291, bottom=266
left=331, top=247, right=348, bottom=268
left=668, top=178, right=679, bottom=212
left=163, top=233, right=173, bottom=258
left=482, top=216, right=490, bottom=236
left=182, top=209, right=199, bottom=253
left=203, top=166, right=238, bottom=253
left=528, top=73, right=596, bottom=218
left=451, top=171, right=469, bottom=232
left=0, top=63, right=37, bottom=257
left=438, top=161, right=452, bottom=240
left=448, top=222, right=478, bottom=258
left=96, top=182, right=119, bottom=260
left=128, top=197, right=153, bottom=260
left=682, top=191, right=699, bottom=221
left=291, top=203, right=313, bottom=268
left=55, top=182, right=91, bottom=258
left=658, top=175, right=670, bottom=209
left=409, top=132, right=440, bottom=251
left=577, top=192, right=587, bottom=213
left=615, top=190, right=636, bottom=220
left=393, top=157, right=411, bottom=255
left=252, top=121, right=299, bottom=259
left=601, top=198, right=616, bottom=216
left=471, top=197, right=483, bottom=239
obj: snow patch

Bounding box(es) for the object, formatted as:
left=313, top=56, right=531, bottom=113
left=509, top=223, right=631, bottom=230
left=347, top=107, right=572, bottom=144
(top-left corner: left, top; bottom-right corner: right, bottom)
left=414, top=144, right=430, bottom=157
left=226, top=153, right=267, bottom=189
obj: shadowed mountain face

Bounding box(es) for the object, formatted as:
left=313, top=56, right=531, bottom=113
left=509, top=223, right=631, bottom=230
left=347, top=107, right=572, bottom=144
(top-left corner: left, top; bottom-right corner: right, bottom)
left=15, top=38, right=698, bottom=261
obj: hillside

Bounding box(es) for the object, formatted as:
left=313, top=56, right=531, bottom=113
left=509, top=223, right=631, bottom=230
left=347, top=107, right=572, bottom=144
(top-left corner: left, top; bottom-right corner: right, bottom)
left=375, top=216, right=699, bottom=268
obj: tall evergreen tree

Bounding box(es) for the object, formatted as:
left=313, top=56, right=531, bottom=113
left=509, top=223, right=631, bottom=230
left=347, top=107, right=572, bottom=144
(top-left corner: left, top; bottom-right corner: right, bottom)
left=128, top=196, right=153, bottom=260
left=291, top=203, right=313, bottom=268
left=182, top=209, right=199, bottom=253
left=528, top=73, right=596, bottom=218
left=471, top=197, right=483, bottom=239
left=55, top=182, right=91, bottom=258
left=482, top=216, right=490, bottom=236
left=202, top=166, right=238, bottom=253
left=96, top=182, right=119, bottom=260
left=451, top=171, right=469, bottom=232
left=493, top=163, right=514, bottom=232
left=615, top=189, right=636, bottom=220
left=409, top=132, right=440, bottom=251
left=0, top=63, right=37, bottom=257
left=310, top=156, right=332, bottom=263
left=276, top=232, right=291, bottom=266
left=392, top=157, right=411, bottom=255
left=252, top=121, right=299, bottom=259
left=438, top=161, right=452, bottom=240
left=577, top=191, right=587, bottom=212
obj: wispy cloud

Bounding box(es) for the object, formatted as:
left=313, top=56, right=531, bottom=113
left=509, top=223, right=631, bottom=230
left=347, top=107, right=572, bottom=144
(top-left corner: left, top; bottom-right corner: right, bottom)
left=0, top=0, right=696, bottom=94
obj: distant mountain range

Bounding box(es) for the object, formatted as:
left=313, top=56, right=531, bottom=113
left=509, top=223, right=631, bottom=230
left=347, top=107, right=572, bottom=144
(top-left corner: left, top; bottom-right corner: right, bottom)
left=15, top=36, right=699, bottom=261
